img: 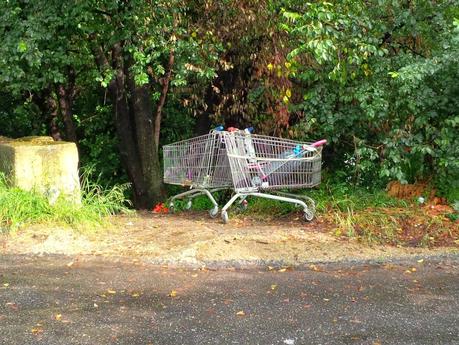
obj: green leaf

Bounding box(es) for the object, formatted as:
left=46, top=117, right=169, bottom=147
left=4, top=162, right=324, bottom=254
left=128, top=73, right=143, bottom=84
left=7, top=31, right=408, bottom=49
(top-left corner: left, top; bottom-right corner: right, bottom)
left=17, top=41, right=27, bottom=53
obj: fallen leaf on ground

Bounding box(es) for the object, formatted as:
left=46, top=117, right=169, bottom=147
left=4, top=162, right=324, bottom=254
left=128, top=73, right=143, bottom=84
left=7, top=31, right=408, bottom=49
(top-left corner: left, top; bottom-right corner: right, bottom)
left=131, top=293, right=140, bottom=298
left=169, top=290, right=177, bottom=298
left=236, top=310, right=245, bottom=316
left=107, top=289, right=116, bottom=294
left=309, top=264, right=320, bottom=272
left=54, top=314, right=62, bottom=321
left=417, top=259, right=424, bottom=263
left=271, top=284, right=277, bottom=290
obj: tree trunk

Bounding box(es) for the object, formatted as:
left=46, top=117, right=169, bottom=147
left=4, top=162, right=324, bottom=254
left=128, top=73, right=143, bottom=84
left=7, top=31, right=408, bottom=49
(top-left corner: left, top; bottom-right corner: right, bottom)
left=57, top=84, right=78, bottom=144
left=103, top=43, right=165, bottom=209
left=46, top=93, right=63, bottom=141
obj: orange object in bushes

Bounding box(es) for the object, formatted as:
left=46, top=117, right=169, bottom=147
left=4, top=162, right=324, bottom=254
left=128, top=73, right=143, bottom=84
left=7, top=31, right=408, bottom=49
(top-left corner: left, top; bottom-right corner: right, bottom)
left=152, top=203, right=169, bottom=213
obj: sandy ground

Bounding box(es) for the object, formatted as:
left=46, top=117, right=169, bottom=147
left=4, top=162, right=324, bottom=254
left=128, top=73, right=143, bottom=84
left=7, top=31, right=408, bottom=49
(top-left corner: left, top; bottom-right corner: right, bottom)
left=1, top=211, right=458, bottom=266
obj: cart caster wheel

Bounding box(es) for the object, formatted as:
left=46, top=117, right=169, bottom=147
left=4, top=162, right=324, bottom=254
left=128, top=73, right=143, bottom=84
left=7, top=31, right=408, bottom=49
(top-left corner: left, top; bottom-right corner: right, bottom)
left=221, top=211, right=229, bottom=224
left=184, top=199, right=192, bottom=210
left=209, top=206, right=219, bottom=218
left=169, top=202, right=175, bottom=213
left=303, top=209, right=315, bottom=222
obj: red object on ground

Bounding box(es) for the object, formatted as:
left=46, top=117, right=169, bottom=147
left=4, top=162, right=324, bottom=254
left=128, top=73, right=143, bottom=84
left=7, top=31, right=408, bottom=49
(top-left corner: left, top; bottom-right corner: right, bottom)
left=152, top=203, right=169, bottom=213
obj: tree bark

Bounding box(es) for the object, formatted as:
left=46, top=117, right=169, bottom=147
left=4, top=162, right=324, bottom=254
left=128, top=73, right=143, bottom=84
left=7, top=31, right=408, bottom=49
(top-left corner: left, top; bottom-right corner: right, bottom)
left=57, top=84, right=78, bottom=144
left=46, top=93, right=63, bottom=141
left=96, top=43, right=165, bottom=209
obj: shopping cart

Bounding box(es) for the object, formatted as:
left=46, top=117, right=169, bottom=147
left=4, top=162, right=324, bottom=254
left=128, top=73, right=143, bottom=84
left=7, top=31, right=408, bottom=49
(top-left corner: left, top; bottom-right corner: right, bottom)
left=163, top=128, right=232, bottom=217
left=220, top=130, right=326, bottom=223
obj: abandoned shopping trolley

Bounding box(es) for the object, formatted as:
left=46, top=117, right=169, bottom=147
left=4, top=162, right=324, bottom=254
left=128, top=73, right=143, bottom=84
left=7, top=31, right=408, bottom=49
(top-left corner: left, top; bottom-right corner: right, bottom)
left=163, top=128, right=232, bottom=217
left=221, top=130, right=326, bottom=223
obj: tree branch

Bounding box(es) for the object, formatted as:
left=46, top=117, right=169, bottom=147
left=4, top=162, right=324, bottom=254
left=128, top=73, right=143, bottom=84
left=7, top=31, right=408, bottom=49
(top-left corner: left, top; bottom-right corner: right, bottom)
left=154, top=48, right=175, bottom=151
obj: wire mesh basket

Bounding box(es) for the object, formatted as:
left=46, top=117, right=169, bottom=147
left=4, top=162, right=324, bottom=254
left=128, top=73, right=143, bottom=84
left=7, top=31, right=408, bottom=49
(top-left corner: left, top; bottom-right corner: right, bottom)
left=223, top=132, right=323, bottom=193
left=163, top=130, right=232, bottom=217
left=220, top=130, right=325, bottom=223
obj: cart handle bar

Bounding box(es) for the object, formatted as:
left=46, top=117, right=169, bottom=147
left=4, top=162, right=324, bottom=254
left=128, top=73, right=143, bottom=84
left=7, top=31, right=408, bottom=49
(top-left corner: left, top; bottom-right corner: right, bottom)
left=310, top=139, right=327, bottom=148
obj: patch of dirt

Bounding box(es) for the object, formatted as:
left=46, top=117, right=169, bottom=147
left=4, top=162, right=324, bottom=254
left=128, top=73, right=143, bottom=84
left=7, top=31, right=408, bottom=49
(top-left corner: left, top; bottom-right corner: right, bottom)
left=386, top=180, right=434, bottom=200
left=1, top=211, right=457, bottom=265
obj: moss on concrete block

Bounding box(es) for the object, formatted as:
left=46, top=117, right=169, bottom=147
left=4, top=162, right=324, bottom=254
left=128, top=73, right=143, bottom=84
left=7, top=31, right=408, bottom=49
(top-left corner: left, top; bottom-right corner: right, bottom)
left=0, top=136, right=12, bottom=144
left=0, top=137, right=81, bottom=203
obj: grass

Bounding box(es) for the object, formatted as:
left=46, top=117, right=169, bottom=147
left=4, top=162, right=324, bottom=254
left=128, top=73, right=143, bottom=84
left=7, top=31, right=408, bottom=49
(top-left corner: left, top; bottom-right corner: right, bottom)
left=169, top=180, right=458, bottom=248
left=0, top=171, right=131, bottom=232
left=170, top=181, right=406, bottom=216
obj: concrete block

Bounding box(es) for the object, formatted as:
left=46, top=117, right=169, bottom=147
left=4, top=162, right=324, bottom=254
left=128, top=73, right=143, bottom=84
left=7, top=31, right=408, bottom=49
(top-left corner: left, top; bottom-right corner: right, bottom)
left=0, top=136, right=81, bottom=203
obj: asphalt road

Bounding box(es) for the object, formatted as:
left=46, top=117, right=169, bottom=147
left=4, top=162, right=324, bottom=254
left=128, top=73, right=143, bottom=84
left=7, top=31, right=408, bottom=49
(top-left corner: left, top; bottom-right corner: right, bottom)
left=0, top=255, right=458, bottom=345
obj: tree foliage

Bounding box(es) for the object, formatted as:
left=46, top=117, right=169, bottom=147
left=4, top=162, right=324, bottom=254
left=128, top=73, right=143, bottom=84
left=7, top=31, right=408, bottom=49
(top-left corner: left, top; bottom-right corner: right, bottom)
left=1, top=0, right=458, bottom=205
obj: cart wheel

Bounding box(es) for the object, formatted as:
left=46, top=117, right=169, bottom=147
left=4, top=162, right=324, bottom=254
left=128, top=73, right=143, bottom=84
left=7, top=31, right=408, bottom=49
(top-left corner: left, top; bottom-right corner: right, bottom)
left=303, top=208, right=314, bottom=222
left=209, top=206, right=219, bottom=218
left=184, top=199, right=192, bottom=210
left=221, top=211, right=229, bottom=224
left=169, top=202, right=175, bottom=213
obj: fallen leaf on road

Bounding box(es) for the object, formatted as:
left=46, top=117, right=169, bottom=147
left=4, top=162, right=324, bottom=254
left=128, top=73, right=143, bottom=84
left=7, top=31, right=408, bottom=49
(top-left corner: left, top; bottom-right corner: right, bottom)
left=31, top=326, right=43, bottom=335
left=107, top=289, right=116, bottom=294
left=236, top=310, right=245, bottom=316
left=6, top=302, right=18, bottom=311
left=131, top=292, right=140, bottom=298
left=417, top=259, right=424, bottom=263
left=169, top=290, right=177, bottom=298
left=54, top=314, right=62, bottom=321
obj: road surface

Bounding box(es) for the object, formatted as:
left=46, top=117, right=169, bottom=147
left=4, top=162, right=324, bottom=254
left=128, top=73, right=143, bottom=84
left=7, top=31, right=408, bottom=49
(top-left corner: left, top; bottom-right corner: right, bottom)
left=1, top=255, right=458, bottom=345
